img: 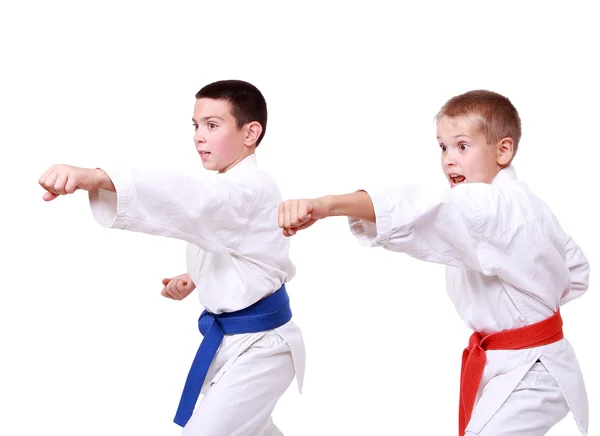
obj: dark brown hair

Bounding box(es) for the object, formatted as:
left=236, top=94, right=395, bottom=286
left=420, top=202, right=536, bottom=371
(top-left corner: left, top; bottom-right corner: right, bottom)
left=196, top=80, right=268, bottom=146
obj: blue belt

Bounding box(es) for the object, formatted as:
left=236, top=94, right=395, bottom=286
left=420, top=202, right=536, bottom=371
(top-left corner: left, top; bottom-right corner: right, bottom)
left=173, top=284, right=292, bottom=427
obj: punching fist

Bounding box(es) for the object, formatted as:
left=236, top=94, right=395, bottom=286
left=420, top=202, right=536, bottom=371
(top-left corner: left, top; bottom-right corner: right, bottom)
left=278, top=197, right=331, bottom=236
left=38, top=164, right=114, bottom=201
left=161, top=273, right=196, bottom=300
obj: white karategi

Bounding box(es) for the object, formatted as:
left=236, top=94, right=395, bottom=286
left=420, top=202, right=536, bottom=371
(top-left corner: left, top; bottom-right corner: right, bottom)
left=89, top=154, right=305, bottom=436
left=349, top=166, right=589, bottom=435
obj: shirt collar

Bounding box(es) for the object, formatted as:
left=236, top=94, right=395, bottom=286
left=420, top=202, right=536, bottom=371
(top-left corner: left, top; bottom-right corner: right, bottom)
left=491, top=165, right=518, bottom=185
left=218, top=153, right=257, bottom=175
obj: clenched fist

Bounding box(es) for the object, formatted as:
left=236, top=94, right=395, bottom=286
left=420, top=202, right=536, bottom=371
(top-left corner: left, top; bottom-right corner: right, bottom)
left=38, top=164, right=115, bottom=201
left=161, top=273, right=196, bottom=300
left=278, top=197, right=331, bottom=236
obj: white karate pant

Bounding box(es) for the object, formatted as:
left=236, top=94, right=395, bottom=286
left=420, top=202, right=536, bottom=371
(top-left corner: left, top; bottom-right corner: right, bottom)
left=466, top=362, right=571, bottom=435
left=181, top=330, right=295, bottom=436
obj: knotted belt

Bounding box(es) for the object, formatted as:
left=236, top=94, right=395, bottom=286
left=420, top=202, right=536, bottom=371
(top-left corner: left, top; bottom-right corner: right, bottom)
left=174, top=285, right=292, bottom=427
left=459, top=310, right=563, bottom=435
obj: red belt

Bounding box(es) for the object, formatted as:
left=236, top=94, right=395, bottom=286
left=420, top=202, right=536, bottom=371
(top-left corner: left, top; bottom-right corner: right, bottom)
left=459, top=310, right=563, bottom=435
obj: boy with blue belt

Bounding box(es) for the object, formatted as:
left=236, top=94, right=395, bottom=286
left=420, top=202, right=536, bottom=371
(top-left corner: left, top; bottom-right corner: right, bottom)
left=39, top=80, right=305, bottom=436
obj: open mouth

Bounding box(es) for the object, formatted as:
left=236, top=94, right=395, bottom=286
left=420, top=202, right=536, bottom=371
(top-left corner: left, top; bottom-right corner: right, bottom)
left=199, top=151, right=211, bottom=156
left=449, top=173, right=466, bottom=185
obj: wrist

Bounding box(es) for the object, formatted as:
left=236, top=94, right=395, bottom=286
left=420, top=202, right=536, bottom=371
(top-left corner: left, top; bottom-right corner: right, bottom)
left=318, top=195, right=335, bottom=218
left=319, top=191, right=375, bottom=222
left=94, top=168, right=116, bottom=192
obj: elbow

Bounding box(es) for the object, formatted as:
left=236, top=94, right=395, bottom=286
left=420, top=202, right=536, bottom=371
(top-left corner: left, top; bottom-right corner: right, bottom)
left=572, top=251, right=590, bottom=292
left=574, top=264, right=590, bottom=294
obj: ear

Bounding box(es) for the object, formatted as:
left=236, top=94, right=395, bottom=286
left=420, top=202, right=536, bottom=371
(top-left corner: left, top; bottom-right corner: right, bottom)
left=244, top=121, right=263, bottom=148
left=496, top=137, right=514, bottom=166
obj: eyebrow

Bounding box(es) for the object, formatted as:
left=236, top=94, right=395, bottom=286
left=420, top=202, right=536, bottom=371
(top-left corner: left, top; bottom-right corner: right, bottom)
left=192, top=115, right=225, bottom=123
left=436, top=133, right=472, bottom=139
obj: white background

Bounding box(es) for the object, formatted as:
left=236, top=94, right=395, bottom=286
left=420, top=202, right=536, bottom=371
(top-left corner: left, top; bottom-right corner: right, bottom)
left=1, top=1, right=598, bottom=435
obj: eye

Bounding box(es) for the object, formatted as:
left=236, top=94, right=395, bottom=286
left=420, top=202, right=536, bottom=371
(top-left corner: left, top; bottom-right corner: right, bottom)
left=192, top=123, right=198, bottom=131
left=207, top=122, right=217, bottom=129
left=459, top=142, right=469, bottom=151
left=439, top=144, right=447, bottom=152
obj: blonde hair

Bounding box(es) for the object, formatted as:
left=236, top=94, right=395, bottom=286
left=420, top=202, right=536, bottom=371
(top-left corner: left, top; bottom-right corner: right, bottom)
left=436, top=90, right=522, bottom=159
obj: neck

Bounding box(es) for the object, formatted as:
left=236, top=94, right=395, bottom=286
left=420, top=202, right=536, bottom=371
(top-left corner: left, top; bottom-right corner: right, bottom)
left=218, top=150, right=255, bottom=173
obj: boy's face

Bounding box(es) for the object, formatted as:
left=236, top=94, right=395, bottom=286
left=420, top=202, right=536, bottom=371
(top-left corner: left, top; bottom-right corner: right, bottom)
left=192, top=98, right=250, bottom=173
left=437, top=116, right=510, bottom=188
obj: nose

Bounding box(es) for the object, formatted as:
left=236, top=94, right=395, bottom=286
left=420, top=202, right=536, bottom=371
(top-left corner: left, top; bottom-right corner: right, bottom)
left=442, top=153, right=456, bottom=169
left=194, top=129, right=206, bottom=144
